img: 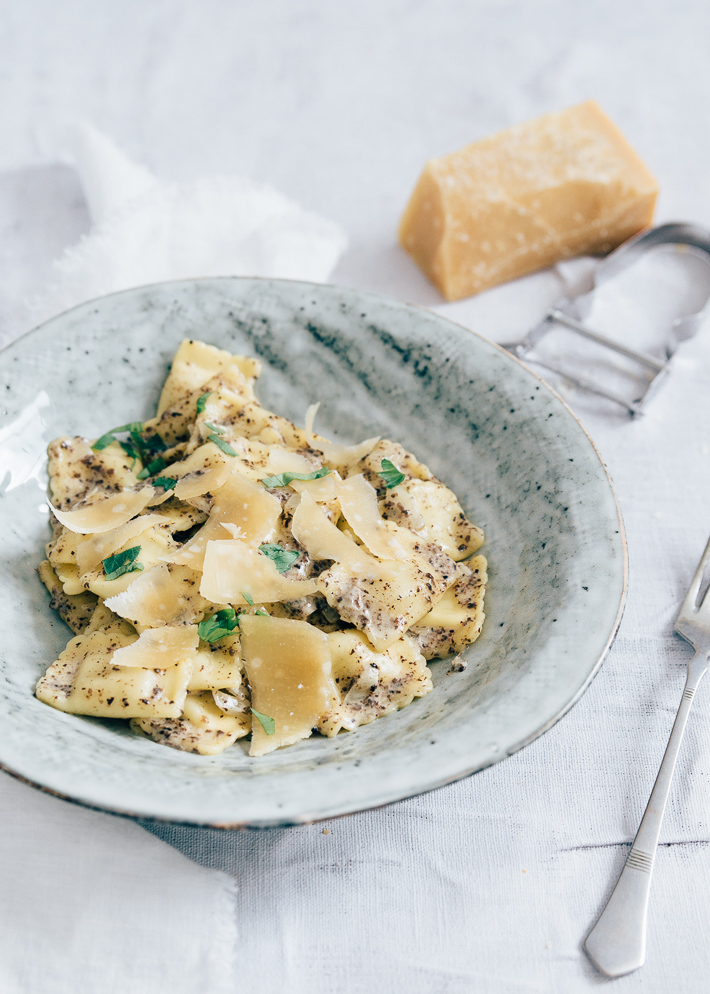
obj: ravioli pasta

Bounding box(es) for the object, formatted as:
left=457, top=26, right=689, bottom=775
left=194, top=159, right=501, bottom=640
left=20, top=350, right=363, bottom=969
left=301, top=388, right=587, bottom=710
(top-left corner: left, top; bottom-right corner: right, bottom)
left=36, top=339, right=488, bottom=757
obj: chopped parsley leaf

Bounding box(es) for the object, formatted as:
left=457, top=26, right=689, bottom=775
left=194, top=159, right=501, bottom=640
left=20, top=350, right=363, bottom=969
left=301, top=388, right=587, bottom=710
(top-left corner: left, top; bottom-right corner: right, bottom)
left=261, top=467, right=330, bottom=488
left=102, top=545, right=144, bottom=581
left=242, top=591, right=254, bottom=606
left=250, top=708, right=275, bottom=735
left=92, top=432, right=118, bottom=452
left=137, top=457, right=168, bottom=480
left=196, top=392, right=210, bottom=414
left=198, top=608, right=239, bottom=643
left=204, top=421, right=225, bottom=434
left=138, top=432, right=167, bottom=457
left=255, top=607, right=269, bottom=617
left=91, top=421, right=144, bottom=452
left=378, top=458, right=405, bottom=488
left=119, top=438, right=141, bottom=465
left=114, top=422, right=144, bottom=434
left=259, top=544, right=299, bottom=573
left=152, top=476, right=177, bottom=491
left=209, top=433, right=237, bottom=456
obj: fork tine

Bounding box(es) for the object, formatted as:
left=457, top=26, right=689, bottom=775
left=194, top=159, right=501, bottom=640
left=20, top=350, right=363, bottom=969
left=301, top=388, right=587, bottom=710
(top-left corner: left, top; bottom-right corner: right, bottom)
left=679, top=534, right=710, bottom=617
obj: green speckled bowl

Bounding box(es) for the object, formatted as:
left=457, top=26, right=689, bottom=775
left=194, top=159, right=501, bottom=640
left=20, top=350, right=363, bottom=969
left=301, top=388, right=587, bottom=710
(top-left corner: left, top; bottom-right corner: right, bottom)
left=0, top=278, right=626, bottom=827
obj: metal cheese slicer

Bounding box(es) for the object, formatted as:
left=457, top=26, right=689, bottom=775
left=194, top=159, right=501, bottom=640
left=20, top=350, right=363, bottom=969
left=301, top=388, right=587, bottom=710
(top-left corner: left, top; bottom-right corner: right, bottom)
left=504, top=223, right=710, bottom=415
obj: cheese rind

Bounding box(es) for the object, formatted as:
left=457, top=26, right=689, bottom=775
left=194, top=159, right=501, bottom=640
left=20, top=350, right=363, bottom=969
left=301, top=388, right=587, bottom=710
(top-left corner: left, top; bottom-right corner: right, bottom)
left=399, top=100, right=658, bottom=300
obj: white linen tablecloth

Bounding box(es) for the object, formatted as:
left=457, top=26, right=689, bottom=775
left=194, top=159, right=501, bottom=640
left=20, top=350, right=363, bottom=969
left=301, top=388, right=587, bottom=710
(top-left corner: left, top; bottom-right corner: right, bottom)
left=1, top=1, right=709, bottom=992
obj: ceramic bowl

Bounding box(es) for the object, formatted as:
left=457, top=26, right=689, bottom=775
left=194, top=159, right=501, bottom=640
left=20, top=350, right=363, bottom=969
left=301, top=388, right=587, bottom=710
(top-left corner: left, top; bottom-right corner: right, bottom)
left=0, top=278, right=626, bottom=827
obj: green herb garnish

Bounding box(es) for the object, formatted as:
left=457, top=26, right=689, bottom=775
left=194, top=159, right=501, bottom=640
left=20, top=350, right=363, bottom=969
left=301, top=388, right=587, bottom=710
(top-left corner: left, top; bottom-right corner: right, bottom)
left=378, top=458, right=405, bottom=488
left=119, top=438, right=141, bottom=465
left=261, top=467, right=331, bottom=488
left=259, top=544, right=299, bottom=574
left=152, top=476, right=177, bottom=491
left=92, top=432, right=119, bottom=451
left=250, top=708, right=275, bottom=735
left=133, top=431, right=166, bottom=459
left=137, top=457, right=168, bottom=480
left=198, top=608, right=239, bottom=643
left=242, top=591, right=254, bottom=606
left=115, top=422, right=144, bottom=433
left=196, top=392, right=210, bottom=414
left=209, top=434, right=237, bottom=456
left=102, top=546, right=144, bottom=581
left=255, top=607, right=269, bottom=617
left=204, top=421, right=225, bottom=435
left=91, top=421, right=144, bottom=452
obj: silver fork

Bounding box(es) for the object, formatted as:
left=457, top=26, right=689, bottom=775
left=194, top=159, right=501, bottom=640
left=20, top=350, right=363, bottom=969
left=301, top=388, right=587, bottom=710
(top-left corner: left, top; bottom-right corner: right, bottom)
left=584, top=535, right=710, bottom=977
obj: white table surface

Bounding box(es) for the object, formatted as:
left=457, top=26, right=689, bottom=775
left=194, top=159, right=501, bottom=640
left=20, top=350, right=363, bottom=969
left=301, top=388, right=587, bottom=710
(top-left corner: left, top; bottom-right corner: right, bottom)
left=2, top=2, right=710, bottom=992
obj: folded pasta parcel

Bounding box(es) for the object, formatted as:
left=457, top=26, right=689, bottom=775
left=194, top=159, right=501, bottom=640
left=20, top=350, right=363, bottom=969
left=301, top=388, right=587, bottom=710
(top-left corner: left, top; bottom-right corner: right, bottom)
left=36, top=338, right=489, bottom=757
left=399, top=100, right=658, bottom=300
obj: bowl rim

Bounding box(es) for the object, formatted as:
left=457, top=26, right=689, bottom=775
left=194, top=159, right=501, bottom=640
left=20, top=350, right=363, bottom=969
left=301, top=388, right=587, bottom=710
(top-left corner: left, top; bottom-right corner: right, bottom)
left=0, top=275, right=628, bottom=829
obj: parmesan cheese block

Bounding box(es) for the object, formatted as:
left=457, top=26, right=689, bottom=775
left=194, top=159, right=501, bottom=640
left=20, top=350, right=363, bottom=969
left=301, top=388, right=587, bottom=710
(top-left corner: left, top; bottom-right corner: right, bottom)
left=399, top=100, right=658, bottom=300
left=239, top=615, right=337, bottom=756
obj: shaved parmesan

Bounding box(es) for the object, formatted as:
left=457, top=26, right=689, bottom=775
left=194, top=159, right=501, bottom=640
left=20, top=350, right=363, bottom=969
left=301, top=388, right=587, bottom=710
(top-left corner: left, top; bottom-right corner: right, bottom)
left=336, top=475, right=406, bottom=560
left=288, top=472, right=338, bottom=501
left=50, top=487, right=155, bottom=535
left=262, top=447, right=319, bottom=479
left=112, top=625, right=199, bottom=668
left=75, top=513, right=165, bottom=575
left=169, top=445, right=233, bottom=501
left=166, top=470, right=281, bottom=569
left=304, top=403, right=379, bottom=467
left=290, top=491, right=383, bottom=575
left=104, top=563, right=207, bottom=628
left=145, top=487, right=176, bottom=507
left=239, top=615, right=337, bottom=756
left=200, top=539, right=318, bottom=605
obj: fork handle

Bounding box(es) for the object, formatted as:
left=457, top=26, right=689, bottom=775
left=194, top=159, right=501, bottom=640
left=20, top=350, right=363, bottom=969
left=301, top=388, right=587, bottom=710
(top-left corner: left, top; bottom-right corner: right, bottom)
left=584, top=650, right=708, bottom=977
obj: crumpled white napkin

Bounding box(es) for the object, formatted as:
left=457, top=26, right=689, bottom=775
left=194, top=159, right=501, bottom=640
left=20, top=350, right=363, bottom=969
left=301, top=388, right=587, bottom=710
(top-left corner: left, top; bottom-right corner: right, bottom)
left=10, top=121, right=347, bottom=338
